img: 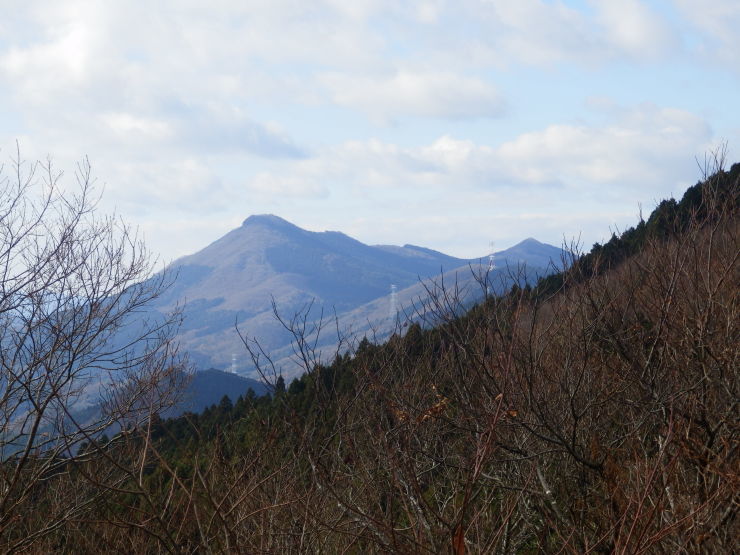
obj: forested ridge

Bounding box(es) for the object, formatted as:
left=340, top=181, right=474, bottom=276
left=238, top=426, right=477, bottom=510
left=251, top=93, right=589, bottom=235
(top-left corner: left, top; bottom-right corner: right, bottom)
left=2, top=161, right=738, bottom=553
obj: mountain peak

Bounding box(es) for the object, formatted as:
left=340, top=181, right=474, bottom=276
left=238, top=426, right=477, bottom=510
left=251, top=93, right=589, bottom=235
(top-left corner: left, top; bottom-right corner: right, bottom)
left=242, top=214, right=294, bottom=228
left=513, top=237, right=544, bottom=248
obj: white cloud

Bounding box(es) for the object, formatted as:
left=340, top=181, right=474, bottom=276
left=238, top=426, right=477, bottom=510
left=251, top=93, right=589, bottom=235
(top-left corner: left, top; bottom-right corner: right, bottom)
left=171, top=105, right=306, bottom=158
left=671, top=0, right=740, bottom=65
left=0, top=1, right=732, bottom=262
left=322, top=70, right=506, bottom=122
left=496, top=104, right=712, bottom=189
left=482, top=0, right=600, bottom=65
left=432, top=0, right=680, bottom=67
left=0, top=0, right=688, bottom=139
left=594, top=0, right=679, bottom=59
left=0, top=6, right=101, bottom=103
left=415, top=0, right=446, bottom=24
left=236, top=103, right=713, bottom=257
left=267, top=103, right=710, bottom=194
left=102, top=113, right=173, bottom=140
left=106, top=158, right=228, bottom=214
left=247, top=173, right=328, bottom=199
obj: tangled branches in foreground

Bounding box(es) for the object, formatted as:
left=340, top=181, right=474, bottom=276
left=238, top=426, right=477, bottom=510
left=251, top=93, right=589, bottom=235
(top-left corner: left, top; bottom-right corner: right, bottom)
left=0, top=151, right=185, bottom=554
left=2, top=157, right=738, bottom=554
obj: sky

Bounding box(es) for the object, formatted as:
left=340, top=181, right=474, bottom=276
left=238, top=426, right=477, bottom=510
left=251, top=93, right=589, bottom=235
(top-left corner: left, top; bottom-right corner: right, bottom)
left=1, top=0, right=738, bottom=261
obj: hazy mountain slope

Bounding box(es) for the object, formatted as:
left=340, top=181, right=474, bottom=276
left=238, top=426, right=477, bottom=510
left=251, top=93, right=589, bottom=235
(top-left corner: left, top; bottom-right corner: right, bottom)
left=160, top=215, right=467, bottom=311
left=261, top=239, right=564, bottom=376
left=151, top=216, right=563, bottom=375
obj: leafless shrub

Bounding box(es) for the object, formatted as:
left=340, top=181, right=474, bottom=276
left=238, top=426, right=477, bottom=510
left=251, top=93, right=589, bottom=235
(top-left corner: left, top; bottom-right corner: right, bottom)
left=0, top=148, right=186, bottom=552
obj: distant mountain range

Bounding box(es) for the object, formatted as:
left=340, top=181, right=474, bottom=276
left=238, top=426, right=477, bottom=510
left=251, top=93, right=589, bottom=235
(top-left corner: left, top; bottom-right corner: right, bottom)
left=151, top=215, right=565, bottom=379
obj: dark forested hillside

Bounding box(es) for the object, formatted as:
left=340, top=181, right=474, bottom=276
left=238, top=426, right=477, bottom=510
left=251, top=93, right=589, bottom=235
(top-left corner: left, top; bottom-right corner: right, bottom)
left=535, top=161, right=740, bottom=297
left=163, top=368, right=268, bottom=418
left=3, top=161, right=737, bottom=553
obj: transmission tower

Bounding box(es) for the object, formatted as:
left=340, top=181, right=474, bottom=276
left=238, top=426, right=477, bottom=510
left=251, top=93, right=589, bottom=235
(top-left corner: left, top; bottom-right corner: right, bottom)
left=389, top=284, right=398, bottom=320
left=230, top=353, right=237, bottom=374
left=487, top=241, right=496, bottom=296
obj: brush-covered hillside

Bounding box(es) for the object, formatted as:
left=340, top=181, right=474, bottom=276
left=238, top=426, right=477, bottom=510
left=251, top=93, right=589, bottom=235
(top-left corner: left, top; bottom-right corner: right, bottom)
left=4, top=161, right=738, bottom=553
